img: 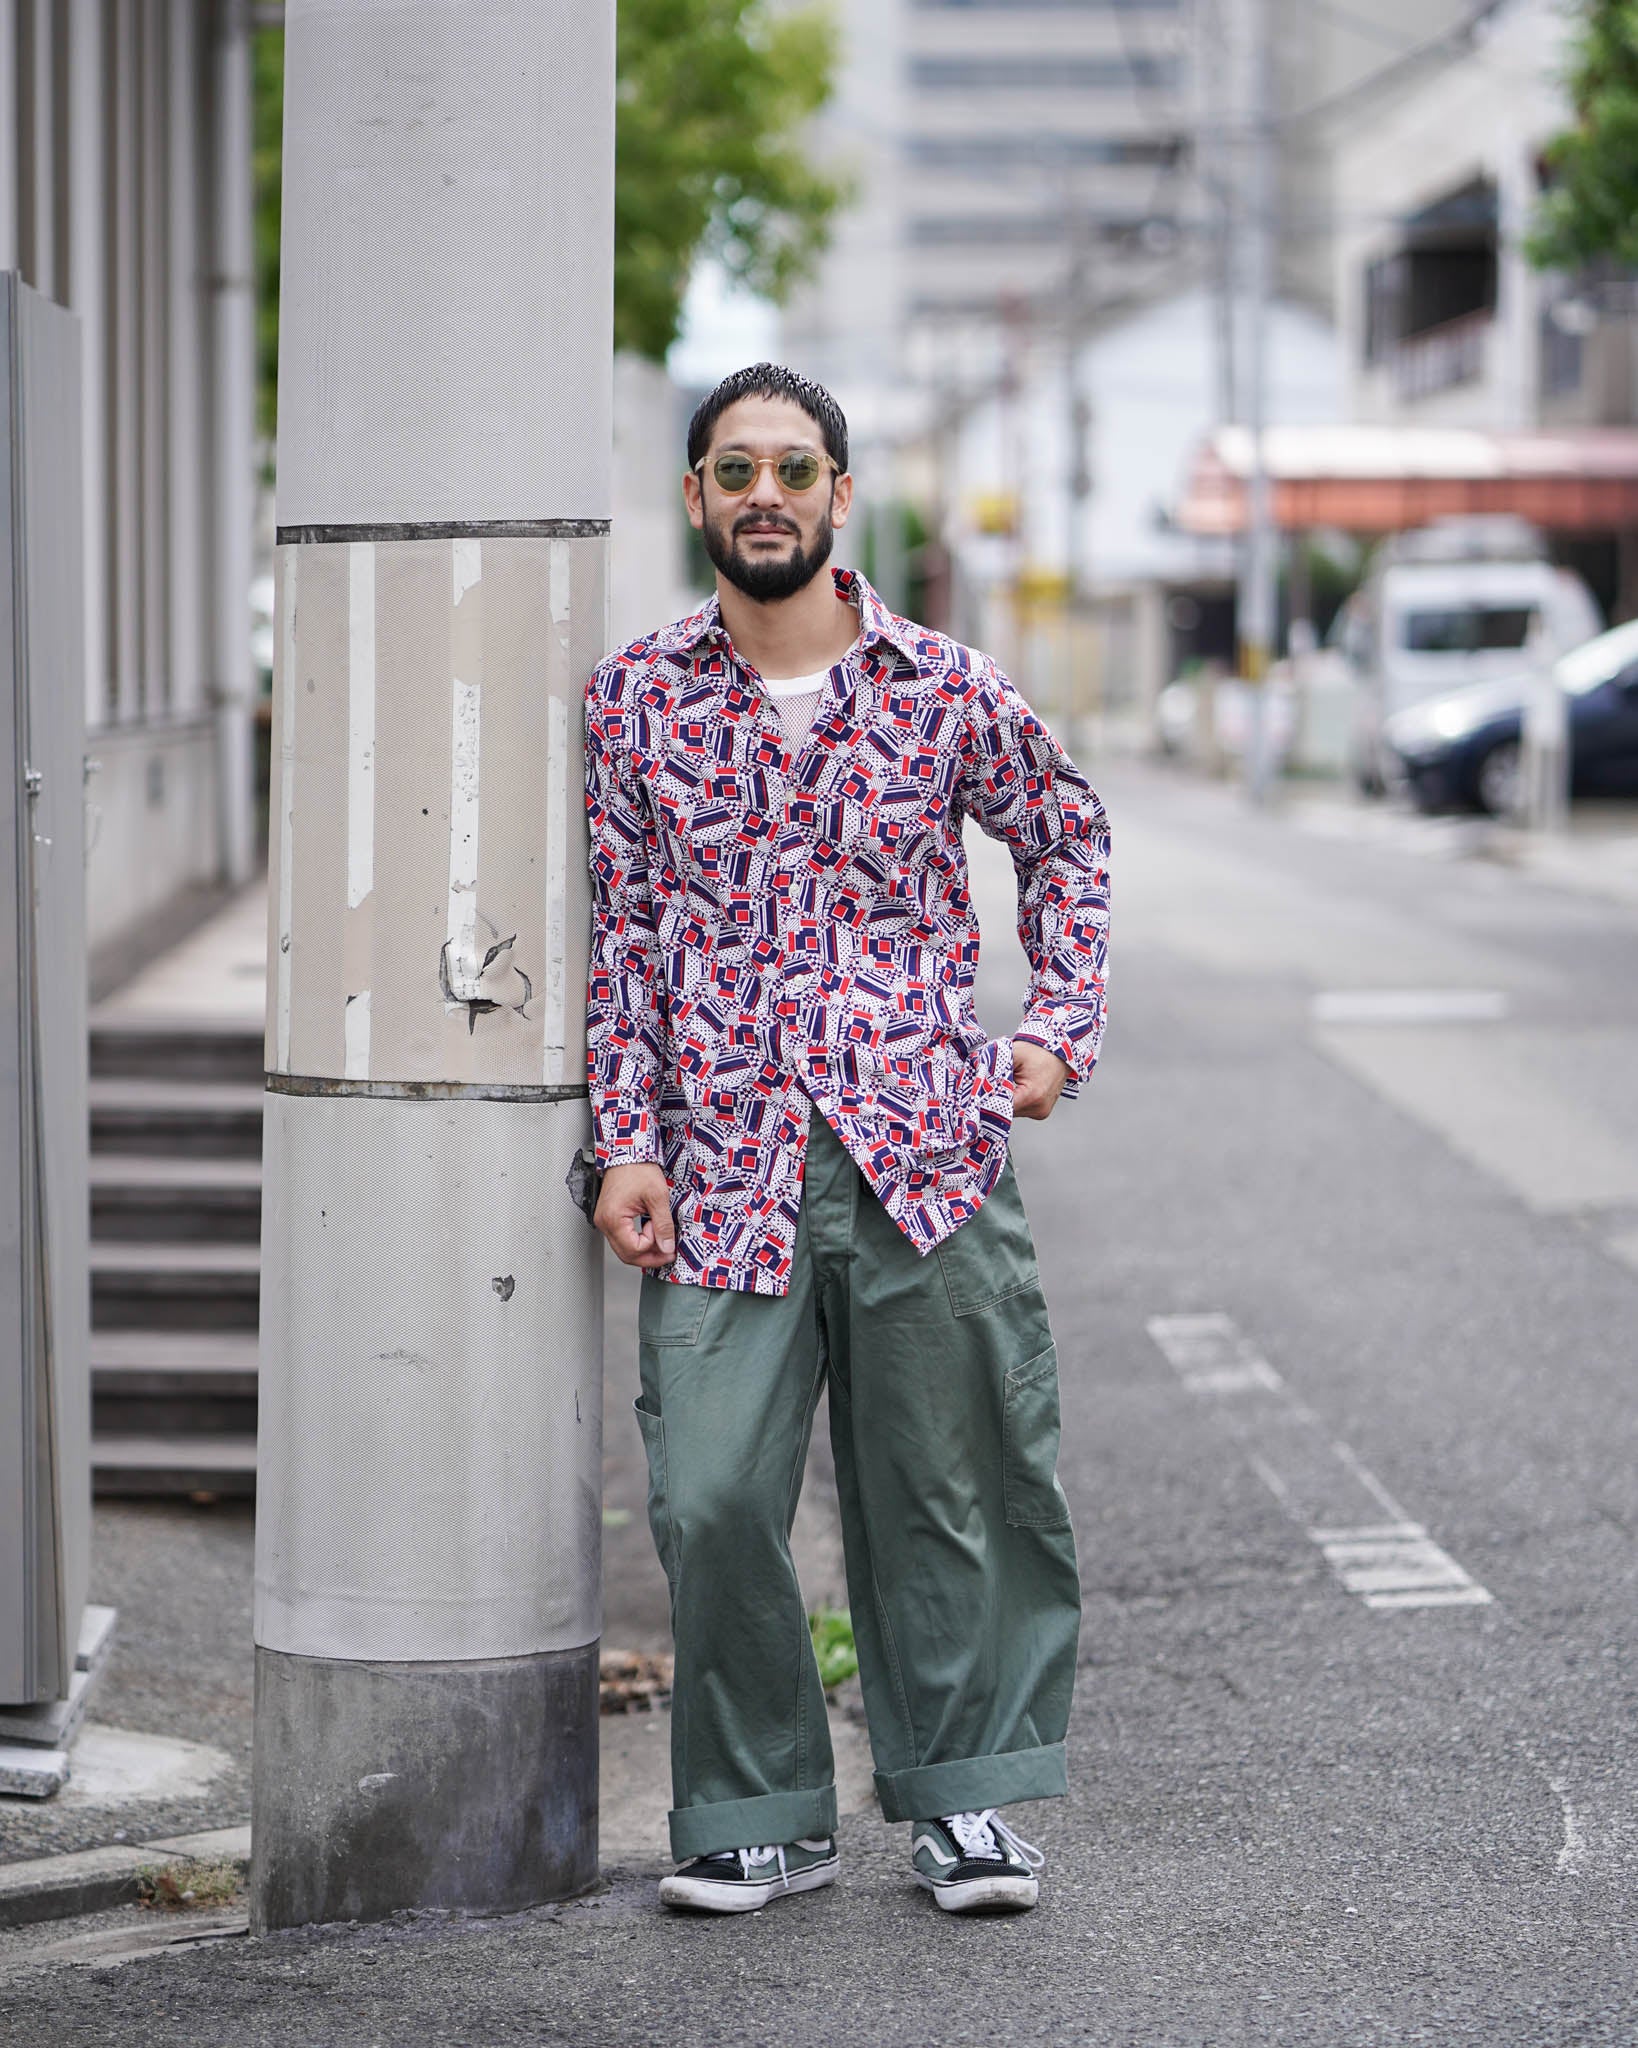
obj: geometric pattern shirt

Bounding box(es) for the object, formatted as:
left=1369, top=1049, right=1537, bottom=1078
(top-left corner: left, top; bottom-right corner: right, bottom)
left=584, top=568, right=1111, bottom=1295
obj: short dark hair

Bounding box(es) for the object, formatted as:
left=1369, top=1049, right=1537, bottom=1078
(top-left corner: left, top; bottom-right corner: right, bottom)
left=686, top=363, right=849, bottom=474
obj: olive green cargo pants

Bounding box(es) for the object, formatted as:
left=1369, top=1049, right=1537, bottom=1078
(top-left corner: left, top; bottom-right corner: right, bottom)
left=635, top=1112, right=1081, bottom=1862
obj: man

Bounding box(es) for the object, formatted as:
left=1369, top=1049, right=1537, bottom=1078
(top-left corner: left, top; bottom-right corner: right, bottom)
left=584, top=363, right=1110, bottom=1917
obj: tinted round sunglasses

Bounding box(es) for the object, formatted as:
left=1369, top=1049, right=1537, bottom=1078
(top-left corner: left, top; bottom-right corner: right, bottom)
left=695, top=448, right=841, bottom=495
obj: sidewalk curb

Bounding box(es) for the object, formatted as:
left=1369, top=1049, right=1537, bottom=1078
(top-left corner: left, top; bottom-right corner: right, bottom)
left=0, top=1824, right=251, bottom=1931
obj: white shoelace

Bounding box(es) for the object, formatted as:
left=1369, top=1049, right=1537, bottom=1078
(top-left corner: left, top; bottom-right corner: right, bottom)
left=942, top=1808, right=1045, bottom=1871
left=704, top=1843, right=790, bottom=1888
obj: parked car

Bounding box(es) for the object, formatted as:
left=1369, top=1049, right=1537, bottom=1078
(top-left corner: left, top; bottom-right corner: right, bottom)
left=1335, top=517, right=1603, bottom=794
left=1385, top=616, right=1638, bottom=814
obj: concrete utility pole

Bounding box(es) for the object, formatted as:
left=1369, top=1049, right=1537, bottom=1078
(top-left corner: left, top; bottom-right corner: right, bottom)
left=1062, top=212, right=1093, bottom=604
left=251, top=0, right=614, bottom=1932
left=1235, top=0, right=1280, bottom=803
left=1061, top=196, right=1094, bottom=752
left=1199, top=0, right=1237, bottom=432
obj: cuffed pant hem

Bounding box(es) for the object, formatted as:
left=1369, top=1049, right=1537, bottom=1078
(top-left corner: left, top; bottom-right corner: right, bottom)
left=668, top=1785, right=840, bottom=1863
left=874, top=1742, right=1068, bottom=1825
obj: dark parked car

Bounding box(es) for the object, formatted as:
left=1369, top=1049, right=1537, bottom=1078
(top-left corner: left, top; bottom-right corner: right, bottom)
left=1385, top=618, right=1638, bottom=815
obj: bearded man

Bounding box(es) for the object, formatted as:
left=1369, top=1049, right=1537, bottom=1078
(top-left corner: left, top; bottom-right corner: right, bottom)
left=584, top=362, right=1110, bottom=1916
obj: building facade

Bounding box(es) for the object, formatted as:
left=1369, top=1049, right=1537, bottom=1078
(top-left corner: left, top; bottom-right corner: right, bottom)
left=1328, top=0, right=1638, bottom=613
left=783, top=0, right=1481, bottom=409
left=779, top=0, right=1482, bottom=679
left=1332, top=0, right=1622, bottom=434
left=2, top=0, right=257, bottom=964
left=783, top=0, right=1195, bottom=430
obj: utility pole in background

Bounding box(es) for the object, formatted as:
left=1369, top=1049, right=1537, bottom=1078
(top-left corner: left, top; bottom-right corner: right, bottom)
left=251, top=0, right=614, bottom=1931
left=1060, top=155, right=1093, bottom=601
left=1200, top=0, right=1238, bottom=432
left=1062, top=203, right=1095, bottom=750
left=997, top=291, right=1032, bottom=686
left=1236, top=0, right=1280, bottom=803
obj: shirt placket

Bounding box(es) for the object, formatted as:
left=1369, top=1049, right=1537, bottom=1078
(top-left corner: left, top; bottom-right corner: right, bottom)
left=709, top=633, right=813, bottom=1276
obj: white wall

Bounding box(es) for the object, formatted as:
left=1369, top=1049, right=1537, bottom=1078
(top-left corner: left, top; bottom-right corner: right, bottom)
left=608, top=352, right=695, bottom=650
left=17, top=1, right=257, bottom=959
left=777, top=0, right=906, bottom=422
left=1332, top=0, right=1567, bottom=429
left=84, top=722, right=221, bottom=952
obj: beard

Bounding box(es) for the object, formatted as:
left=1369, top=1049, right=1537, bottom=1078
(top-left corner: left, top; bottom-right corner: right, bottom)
left=703, top=501, right=835, bottom=602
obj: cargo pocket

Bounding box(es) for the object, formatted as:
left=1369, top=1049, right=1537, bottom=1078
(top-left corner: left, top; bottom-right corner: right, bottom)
left=935, top=1160, right=1041, bottom=1317
left=637, top=1275, right=710, bottom=1347
left=1002, top=1345, right=1072, bottom=1529
left=633, top=1396, right=678, bottom=1585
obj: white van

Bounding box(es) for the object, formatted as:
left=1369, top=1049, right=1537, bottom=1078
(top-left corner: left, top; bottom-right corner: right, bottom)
left=1334, top=517, right=1603, bottom=792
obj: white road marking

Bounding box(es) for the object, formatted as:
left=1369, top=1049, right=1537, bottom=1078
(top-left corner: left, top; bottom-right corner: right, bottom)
left=346, top=542, right=376, bottom=909
left=543, top=696, right=569, bottom=1083
left=1556, top=1790, right=1587, bottom=1875
left=1314, top=1025, right=1638, bottom=1215
left=1362, top=1584, right=1494, bottom=1609
left=1602, top=1227, right=1638, bottom=1277
left=1522, top=1746, right=1588, bottom=1875
left=1311, top=988, right=1509, bottom=1025
left=1147, top=1312, right=1493, bottom=1611
left=1328, top=1434, right=1417, bottom=1523
left=275, top=551, right=297, bottom=1072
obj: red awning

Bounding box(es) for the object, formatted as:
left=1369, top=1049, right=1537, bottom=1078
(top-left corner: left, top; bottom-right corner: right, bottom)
left=1176, top=423, right=1638, bottom=535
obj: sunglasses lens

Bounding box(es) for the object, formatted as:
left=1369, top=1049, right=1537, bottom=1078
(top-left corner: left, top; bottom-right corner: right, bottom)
left=712, top=454, right=757, bottom=492
left=777, top=452, right=823, bottom=490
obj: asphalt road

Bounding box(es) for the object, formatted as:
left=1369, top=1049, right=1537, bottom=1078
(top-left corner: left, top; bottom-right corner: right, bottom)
left=6, top=761, right=1637, bottom=2044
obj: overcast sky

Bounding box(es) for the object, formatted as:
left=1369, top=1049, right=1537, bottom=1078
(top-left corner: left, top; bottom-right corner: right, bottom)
left=666, top=259, right=779, bottom=392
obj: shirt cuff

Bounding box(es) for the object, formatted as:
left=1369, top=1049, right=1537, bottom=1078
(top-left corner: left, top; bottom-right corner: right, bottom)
left=1012, top=1027, right=1084, bottom=1100
left=592, top=1098, right=662, bottom=1169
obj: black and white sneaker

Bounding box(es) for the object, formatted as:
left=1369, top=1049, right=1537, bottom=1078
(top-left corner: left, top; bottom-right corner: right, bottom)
left=910, top=1809, right=1044, bottom=1913
left=659, top=1837, right=839, bottom=1914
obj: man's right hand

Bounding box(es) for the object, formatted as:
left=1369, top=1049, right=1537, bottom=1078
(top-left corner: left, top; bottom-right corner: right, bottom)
left=593, top=1162, right=677, bottom=1269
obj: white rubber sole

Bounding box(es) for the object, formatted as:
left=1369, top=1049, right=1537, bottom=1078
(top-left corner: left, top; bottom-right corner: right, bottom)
left=915, top=1870, right=1039, bottom=1914
left=659, top=1857, right=839, bottom=1915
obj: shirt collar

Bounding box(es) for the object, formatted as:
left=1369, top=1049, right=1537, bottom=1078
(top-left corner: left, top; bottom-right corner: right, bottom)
left=649, top=568, right=923, bottom=671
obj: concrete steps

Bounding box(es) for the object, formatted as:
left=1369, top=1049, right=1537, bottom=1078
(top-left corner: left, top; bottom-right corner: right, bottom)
left=90, top=1155, right=262, bottom=1244
left=88, top=1019, right=264, bottom=1497
left=89, top=1078, right=264, bottom=1160
left=90, top=1436, right=258, bottom=1498
left=87, top=1018, right=265, bottom=1085
left=91, top=1242, right=261, bottom=1333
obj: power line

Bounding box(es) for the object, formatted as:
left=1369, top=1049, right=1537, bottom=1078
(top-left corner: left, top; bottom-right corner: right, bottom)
left=1303, top=0, right=1433, bottom=53
left=1279, top=0, right=1509, bottom=129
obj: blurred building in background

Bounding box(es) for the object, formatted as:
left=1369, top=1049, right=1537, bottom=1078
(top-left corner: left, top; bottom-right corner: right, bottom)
left=779, top=0, right=1596, bottom=741
left=1, top=0, right=257, bottom=975
left=4, top=0, right=1635, bottom=963
left=610, top=353, right=696, bottom=651
left=1327, top=0, right=1638, bottom=618
left=783, top=0, right=1193, bottom=420
left=1335, top=0, right=1590, bottom=433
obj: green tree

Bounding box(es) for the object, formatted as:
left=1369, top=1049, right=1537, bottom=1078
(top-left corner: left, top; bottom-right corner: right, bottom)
left=252, top=27, right=283, bottom=445
left=615, top=0, right=846, bottom=361
left=249, top=6, right=845, bottom=437
left=1527, top=0, right=1638, bottom=273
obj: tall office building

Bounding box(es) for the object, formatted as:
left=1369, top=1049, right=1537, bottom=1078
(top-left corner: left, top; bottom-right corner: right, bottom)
left=783, top=0, right=1194, bottom=428
left=782, top=0, right=1484, bottom=431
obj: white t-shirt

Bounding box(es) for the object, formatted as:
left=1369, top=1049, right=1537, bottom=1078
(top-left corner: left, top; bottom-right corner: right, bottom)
left=759, top=669, right=829, bottom=749
left=760, top=640, right=861, bottom=748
